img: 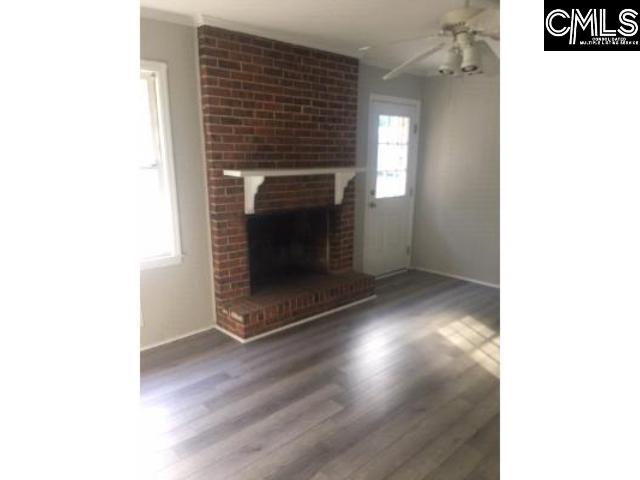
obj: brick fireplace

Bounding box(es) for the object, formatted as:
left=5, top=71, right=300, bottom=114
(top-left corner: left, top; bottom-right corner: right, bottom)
left=198, top=25, right=375, bottom=340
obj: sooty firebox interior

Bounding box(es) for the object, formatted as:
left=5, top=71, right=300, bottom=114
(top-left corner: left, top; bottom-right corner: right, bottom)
left=248, top=208, right=329, bottom=292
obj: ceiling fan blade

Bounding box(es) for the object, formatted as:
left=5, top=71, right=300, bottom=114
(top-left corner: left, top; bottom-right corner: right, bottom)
left=466, top=8, right=500, bottom=38
left=358, top=33, right=443, bottom=53
left=477, top=38, right=500, bottom=60
left=382, top=42, right=446, bottom=80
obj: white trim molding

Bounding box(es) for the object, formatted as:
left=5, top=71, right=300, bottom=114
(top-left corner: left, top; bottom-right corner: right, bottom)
left=140, top=254, right=183, bottom=271
left=141, top=295, right=377, bottom=350
left=141, top=7, right=196, bottom=26
left=369, top=94, right=423, bottom=108
left=216, top=295, right=377, bottom=344
left=375, top=268, right=409, bottom=280
left=141, top=325, right=217, bottom=352
left=411, top=267, right=500, bottom=289
left=197, top=14, right=359, bottom=59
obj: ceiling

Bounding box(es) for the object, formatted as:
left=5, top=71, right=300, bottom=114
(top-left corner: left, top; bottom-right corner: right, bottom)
left=141, top=0, right=498, bottom=77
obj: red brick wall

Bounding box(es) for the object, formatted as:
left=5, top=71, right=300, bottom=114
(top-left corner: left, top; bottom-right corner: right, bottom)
left=197, top=25, right=359, bottom=309
left=253, top=175, right=334, bottom=214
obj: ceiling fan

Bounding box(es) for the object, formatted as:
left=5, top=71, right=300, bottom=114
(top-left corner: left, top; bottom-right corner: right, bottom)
left=360, top=1, right=500, bottom=80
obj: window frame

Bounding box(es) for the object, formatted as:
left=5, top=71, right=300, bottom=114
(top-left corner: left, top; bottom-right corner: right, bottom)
left=140, top=60, right=182, bottom=270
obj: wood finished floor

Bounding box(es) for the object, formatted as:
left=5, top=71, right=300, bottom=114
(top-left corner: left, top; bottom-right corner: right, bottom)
left=141, top=271, right=500, bottom=480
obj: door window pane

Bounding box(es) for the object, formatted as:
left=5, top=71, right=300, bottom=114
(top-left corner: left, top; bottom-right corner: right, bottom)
left=375, top=115, right=410, bottom=199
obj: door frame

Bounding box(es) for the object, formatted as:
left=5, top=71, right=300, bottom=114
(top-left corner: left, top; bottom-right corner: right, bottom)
left=363, top=94, right=421, bottom=277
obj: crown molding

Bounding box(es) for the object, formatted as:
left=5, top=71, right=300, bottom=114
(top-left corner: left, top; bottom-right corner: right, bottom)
left=197, top=14, right=358, bottom=59
left=140, top=9, right=433, bottom=74
left=140, top=7, right=196, bottom=27
left=140, top=9, right=361, bottom=60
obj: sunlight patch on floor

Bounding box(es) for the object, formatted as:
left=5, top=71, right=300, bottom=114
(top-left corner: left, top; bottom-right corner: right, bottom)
left=438, top=315, right=500, bottom=377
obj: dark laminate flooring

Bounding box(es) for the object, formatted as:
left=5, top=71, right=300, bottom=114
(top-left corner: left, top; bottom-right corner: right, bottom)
left=141, top=270, right=500, bottom=480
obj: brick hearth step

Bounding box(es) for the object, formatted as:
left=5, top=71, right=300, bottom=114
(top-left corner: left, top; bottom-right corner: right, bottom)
left=218, top=272, right=375, bottom=339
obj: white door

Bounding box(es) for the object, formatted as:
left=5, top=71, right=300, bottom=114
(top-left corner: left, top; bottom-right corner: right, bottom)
left=363, top=96, right=420, bottom=277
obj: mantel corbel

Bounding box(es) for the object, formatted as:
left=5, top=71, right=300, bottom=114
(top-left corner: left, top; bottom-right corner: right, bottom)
left=222, top=167, right=365, bottom=215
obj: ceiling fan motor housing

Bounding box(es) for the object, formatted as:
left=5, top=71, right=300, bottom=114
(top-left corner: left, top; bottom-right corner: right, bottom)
left=440, top=7, right=483, bottom=33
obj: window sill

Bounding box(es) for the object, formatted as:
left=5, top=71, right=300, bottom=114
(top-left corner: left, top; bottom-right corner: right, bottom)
left=141, top=254, right=183, bottom=271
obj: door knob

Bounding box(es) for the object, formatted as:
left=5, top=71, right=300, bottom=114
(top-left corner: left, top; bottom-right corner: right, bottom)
left=368, top=202, right=377, bottom=208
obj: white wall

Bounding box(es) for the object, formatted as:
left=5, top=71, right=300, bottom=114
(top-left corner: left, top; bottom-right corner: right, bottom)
left=354, top=64, right=424, bottom=271
left=140, top=18, right=215, bottom=348
left=411, top=75, right=499, bottom=286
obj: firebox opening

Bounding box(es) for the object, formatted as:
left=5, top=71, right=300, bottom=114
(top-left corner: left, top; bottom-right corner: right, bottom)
left=248, top=208, right=330, bottom=293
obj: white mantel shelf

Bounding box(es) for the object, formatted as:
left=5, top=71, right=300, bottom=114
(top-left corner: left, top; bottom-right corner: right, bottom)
left=223, top=167, right=365, bottom=214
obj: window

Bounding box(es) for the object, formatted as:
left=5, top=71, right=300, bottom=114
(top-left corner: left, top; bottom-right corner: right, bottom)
left=139, top=61, right=181, bottom=269
left=375, top=115, right=410, bottom=199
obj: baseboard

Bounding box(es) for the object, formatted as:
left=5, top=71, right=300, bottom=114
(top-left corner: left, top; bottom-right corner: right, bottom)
left=216, top=294, right=377, bottom=344
left=375, top=268, right=408, bottom=280
left=411, top=266, right=500, bottom=289
left=140, top=325, right=217, bottom=352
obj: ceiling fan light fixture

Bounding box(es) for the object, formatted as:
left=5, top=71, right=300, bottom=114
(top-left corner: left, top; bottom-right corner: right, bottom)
left=438, top=47, right=461, bottom=75
left=460, top=43, right=481, bottom=73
